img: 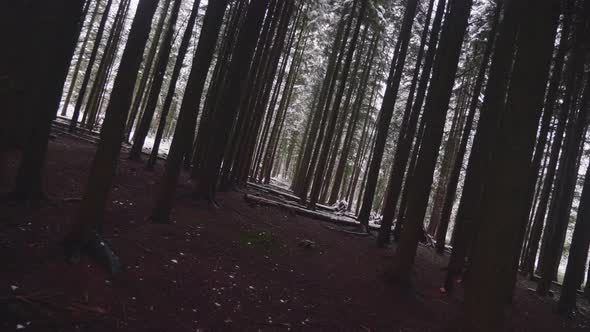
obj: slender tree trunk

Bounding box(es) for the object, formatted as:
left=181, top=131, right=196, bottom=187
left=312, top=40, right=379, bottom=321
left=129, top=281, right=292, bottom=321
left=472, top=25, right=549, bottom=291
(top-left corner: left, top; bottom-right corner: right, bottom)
left=434, top=3, right=500, bottom=257
left=69, top=0, right=115, bottom=132
left=298, top=1, right=358, bottom=204
left=84, top=0, right=131, bottom=130
left=356, top=119, right=378, bottom=215
left=61, top=1, right=102, bottom=117
left=429, top=85, right=464, bottom=237
left=236, top=0, right=297, bottom=186
left=150, top=0, right=230, bottom=222
left=260, top=30, right=306, bottom=184
left=345, top=78, right=377, bottom=206
left=308, top=1, right=368, bottom=209
left=61, top=0, right=160, bottom=259
left=357, top=0, right=421, bottom=229
left=128, top=0, right=183, bottom=160
left=125, top=0, right=172, bottom=141
left=328, top=30, right=379, bottom=205
left=146, top=0, right=202, bottom=170
left=536, top=4, right=589, bottom=295
left=191, top=0, right=244, bottom=176
left=521, top=2, right=574, bottom=276
left=387, top=0, right=473, bottom=283
left=558, top=79, right=590, bottom=313
left=375, top=0, right=446, bottom=244
left=292, top=8, right=348, bottom=196
left=318, top=23, right=369, bottom=201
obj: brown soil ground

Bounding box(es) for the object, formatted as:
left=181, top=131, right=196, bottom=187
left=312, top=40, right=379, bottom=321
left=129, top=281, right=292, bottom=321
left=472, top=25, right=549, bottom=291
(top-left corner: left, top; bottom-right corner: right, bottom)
left=1, top=135, right=589, bottom=331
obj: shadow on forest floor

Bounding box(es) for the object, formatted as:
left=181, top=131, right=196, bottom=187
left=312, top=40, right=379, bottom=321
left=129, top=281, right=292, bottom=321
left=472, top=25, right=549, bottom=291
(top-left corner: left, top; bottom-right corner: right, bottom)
left=1, top=135, right=589, bottom=331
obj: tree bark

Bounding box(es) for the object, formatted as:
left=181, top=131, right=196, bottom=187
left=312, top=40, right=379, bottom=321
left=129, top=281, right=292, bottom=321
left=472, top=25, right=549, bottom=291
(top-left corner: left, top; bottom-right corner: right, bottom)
left=84, top=0, right=132, bottom=130
left=308, top=1, right=368, bottom=209
left=375, top=0, right=446, bottom=244
left=60, top=1, right=102, bottom=117
left=69, top=0, right=115, bottom=132
left=557, top=77, right=590, bottom=313
left=128, top=0, right=183, bottom=161
left=328, top=30, right=379, bottom=205
left=298, top=1, right=358, bottom=204
left=11, top=0, right=85, bottom=201
left=357, top=0, right=421, bottom=229
left=536, top=3, right=589, bottom=295
left=150, top=0, right=230, bottom=223
left=387, top=0, right=473, bottom=284
left=444, top=0, right=521, bottom=290
left=146, top=0, right=203, bottom=170
left=125, top=0, right=172, bottom=141
left=292, top=7, right=349, bottom=196
left=521, top=2, right=574, bottom=276
left=61, top=0, right=160, bottom=253
left=464, top=0, right=560, bottom=328
left=433, top=2, right=502, bottom=256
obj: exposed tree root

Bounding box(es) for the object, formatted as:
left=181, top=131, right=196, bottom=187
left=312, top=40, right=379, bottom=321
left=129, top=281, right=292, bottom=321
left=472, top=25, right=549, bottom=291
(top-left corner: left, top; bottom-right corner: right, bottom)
left=61, top=231, right=122, bottom=275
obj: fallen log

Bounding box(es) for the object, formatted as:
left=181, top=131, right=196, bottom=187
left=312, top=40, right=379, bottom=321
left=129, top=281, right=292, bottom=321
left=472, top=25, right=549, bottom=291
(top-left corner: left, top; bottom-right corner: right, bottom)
left=243, top=193, right=376, bottom=230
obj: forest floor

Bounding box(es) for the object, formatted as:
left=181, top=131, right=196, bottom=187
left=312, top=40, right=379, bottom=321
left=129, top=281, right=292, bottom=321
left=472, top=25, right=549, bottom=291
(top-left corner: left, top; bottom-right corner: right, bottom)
left=1, top=135, right=590, bottom=331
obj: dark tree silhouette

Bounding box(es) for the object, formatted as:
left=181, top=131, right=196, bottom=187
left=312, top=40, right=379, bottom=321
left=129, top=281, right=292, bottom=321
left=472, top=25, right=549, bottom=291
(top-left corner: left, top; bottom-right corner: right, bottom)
left=464, top=0, right=560, bottom=328
left=10, top=0, right=86, bottom=201
left=61, top=0, right=160, bottom=270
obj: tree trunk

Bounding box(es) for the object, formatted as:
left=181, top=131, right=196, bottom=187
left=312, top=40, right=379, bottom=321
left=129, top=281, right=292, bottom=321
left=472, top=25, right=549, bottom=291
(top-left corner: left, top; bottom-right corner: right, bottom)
left=292, top=7, right=348, bottom=196
left=346, top=79, right=378, bottom=209
left=61, top=0, right=160, bottom=258
left=520, top=2, right=574, bottom=276
left=69, top=0, right=115, bottom=132
left=150, top=0, right=230, bottom=223
left=125, top=0, right=172, bottom=141
left=558, top=77, right=590, bottom=314
left=357, top=0, right=421, bottom=229
left=444, top=0, right=521, bottom=290
left=464, top=0, right=559, bottom=328
left=60, top=1, right=102, bottom=117
left=387, top=0, right=473, bottom=284
left=375, top=0, right=446, bottom=244
left=298, top=1, right=358, bottom=204
left=328, top=30, right=379, bottom=205
left=536, top=3, right=589, bottom=295
left=434, top=2, right=501, bottom=258
left=429, top=83, right=465, bottom=239
left=11, top=0, right=85, bottom=201
left=128, top=0, right=183, bottom=161
left=84, top=0, right=132, bottom=130
left=308, top=1, right=368, bottom=209
left=146, top=0, right=202, bottom=170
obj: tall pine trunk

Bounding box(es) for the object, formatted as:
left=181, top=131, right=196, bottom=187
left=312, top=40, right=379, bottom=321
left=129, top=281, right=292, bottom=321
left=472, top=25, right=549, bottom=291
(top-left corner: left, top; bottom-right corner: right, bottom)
left=69, top=0, right=115, bottom=132
left=11, top=0, right=85, bottom=201
left=386, top=0, right=473, bottom=284
left=147, top=0, right=203, bottom=169
left=128, top=0, right=183, bottom=161
left=357, top=0, right=420, bottom=229
left=375, top=0, right=446, bottom=244
left=444, top=0, right=521, bottom=289
left=434, top=2, right=501, bottom=258
left=151, top=0, right=230, bottom=223
left=464, top=0, right=559, bottom=328
left=557, top=74, right=590, bottom=314
left=61, top=0, right=160, bottom=260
